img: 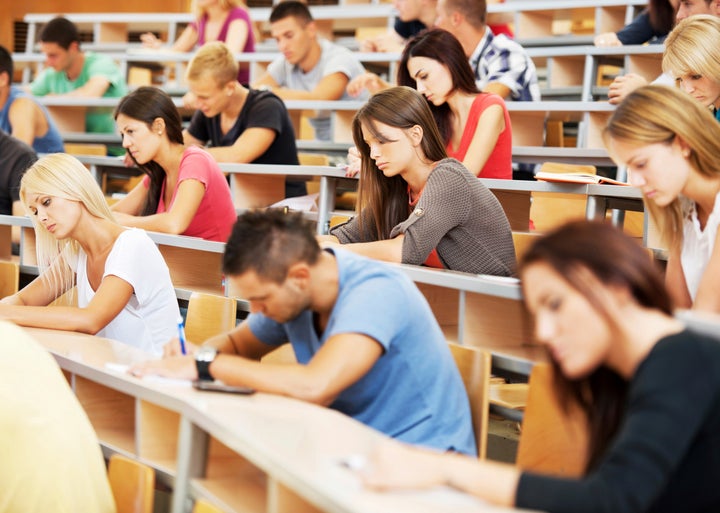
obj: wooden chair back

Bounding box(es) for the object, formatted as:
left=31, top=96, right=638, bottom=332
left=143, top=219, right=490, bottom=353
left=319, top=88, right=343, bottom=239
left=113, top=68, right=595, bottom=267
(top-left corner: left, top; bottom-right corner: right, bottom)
left=516, top=363, right=589, bottom=477
left=530, top=162, right=597, bottom=233
left=0, top=261, right=19, bottom=299
left=447, top=342, right=492, bottom=459
left=511, top=231, right=543, bottom=262
left=185, top=292, right=237, bottom=345
left=192, top=499, right=225, bottom=513
left=107, top=454, right=155, bottom=513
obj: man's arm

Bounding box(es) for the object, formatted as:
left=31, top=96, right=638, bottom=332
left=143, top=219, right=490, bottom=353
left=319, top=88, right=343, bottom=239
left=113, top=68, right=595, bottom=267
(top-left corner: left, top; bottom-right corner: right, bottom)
left=271, top=72, right=349, bottom=101
left=206, top=127, right=276, bottom=163
left=8, top=98, right=47, bottom=147
left=63, top=76, right=112, bottom=98
left=482, top=82, right=512, bottom=100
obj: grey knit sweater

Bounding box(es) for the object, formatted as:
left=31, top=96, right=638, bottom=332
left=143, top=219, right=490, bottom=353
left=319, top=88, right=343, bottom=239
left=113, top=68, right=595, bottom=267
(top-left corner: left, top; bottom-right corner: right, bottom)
left=330, top=158, right=516, bottom=276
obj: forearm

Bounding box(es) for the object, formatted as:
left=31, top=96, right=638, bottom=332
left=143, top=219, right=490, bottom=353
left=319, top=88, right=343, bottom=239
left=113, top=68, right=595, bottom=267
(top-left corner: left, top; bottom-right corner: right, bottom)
left=442, top=454, right=519, bottom=506
left=115, top=212, right=187, bottom=235
left=0, top=304, right=107, bottom=334
left=337, top=237, right=403, bottom=263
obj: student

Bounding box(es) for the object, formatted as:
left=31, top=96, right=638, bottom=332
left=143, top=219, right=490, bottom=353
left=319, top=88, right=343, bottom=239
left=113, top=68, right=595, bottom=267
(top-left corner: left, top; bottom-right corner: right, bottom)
left=360, top=0, right=438, bottom=53
left=0, top=129, right=37, bottom=216
left=661, top=15, right=720, bottom=121
left=252, top=1, right=368, bottom=141
left=112, top=86, right=237, bottom=242
left=141, top=0, right=255, bottom=85
left=0, top=153, right=180, bottom=355
left=325, top=86, right=515, bottom=276
left=347, top=29, right=511, bottom=179
left=130, top=209, right=476, bottom=456
left=434, top=0, right=540, bottom=101
left=357, top=220, right=720, bottom=513
left=183, top=42, right=306, bottom=198
left=0, top=45, right=63, bottom=153
left=29, top=16, right=127, bottom=134
left=0, top=320, right=116, bottom=513
left=608, top=0, right=719, bottom=105
left=594, top=0, right=677, bottom=46
left=604, top=85, right=720, bottom=313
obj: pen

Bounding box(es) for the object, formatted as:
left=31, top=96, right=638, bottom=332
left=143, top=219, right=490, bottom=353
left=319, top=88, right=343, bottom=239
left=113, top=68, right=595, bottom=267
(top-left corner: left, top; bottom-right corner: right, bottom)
left=177, top=316, right=187, bottom=355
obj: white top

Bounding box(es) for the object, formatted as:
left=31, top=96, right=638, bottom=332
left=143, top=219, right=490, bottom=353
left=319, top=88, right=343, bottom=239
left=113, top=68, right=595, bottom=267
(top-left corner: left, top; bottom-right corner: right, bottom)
left=72, top=228, right=179, bottom=355
left=681, top=192, right=720, bottom=300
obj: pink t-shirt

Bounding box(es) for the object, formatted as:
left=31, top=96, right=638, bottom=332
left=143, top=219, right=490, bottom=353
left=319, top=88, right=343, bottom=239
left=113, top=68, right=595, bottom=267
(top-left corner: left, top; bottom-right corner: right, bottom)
left=446, top=93, right=512, bottom=180
left=142, top=146, right=236, bottom=242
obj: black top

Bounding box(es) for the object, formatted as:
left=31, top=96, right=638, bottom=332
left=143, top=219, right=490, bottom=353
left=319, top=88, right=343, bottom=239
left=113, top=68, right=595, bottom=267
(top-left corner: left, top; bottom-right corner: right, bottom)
left=187, top=89, right=299, bottom=166
left=616, top=10, right=668, bottom=45
left=516, top=329, right=720, bottom=513
left=0, top=129, right=37, bottom=214
left=394, top=19, right=426, bottom=40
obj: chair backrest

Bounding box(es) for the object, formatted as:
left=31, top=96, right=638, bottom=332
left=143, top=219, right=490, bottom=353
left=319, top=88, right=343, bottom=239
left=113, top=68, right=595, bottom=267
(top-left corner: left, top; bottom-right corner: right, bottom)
left=185, top=292, right=237, bottom=344
left=516, top=363, right=589, bottom=477
left=192, top=499, right=225, bottom=513
left=107, top=454, right=155, bottom=513
left=511, top=231, right=543, bottom=262
left=447, top=342, right=491, bottom=459
left=0, top=261, right=19, bottom=299
left=530, top=162, right=597, bottom=233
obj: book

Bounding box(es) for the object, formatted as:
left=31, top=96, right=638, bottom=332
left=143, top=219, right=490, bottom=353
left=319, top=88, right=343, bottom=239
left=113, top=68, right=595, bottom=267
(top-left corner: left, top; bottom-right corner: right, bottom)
left=535, top=172, right=630, bottom=186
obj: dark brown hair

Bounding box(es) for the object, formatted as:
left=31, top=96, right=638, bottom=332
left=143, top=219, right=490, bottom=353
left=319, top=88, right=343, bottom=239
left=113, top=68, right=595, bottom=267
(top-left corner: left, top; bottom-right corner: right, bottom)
left=519, top=220, right=672, bottom=471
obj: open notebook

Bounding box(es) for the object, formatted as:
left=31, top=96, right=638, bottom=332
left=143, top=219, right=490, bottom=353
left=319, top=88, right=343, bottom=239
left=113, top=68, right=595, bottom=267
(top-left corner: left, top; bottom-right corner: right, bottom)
left=535, top=172, right=630, bottom=186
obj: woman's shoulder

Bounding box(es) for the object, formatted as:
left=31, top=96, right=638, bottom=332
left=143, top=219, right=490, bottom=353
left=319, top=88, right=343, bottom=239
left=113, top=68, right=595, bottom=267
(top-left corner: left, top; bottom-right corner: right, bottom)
left=431, top=158, right=484, bottom=183
left=227, top=6, right=251, bottom=21
left=181, top=145, right=219, bottom=168
left=643, top=329, right=720, bottom=377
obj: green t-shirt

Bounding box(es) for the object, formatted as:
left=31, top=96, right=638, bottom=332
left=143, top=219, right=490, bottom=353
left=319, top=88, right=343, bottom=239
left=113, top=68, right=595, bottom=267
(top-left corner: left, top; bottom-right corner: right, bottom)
left=30, top=52, right=127, bottom=134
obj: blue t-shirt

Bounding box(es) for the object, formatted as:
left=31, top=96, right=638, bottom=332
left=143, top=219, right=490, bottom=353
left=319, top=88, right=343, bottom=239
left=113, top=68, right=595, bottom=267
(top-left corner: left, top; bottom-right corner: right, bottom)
left=0, top=86, right=64, bottom=153
left=247, top=249, right=476, bottom=456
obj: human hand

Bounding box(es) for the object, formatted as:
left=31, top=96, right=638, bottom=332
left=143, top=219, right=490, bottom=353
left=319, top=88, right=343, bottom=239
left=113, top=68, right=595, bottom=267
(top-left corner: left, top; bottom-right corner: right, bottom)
left=357, top=441, right=446, bottom=491
left=122, top=152, right=136, bottom=168
left=345, top=146, right=361, bottom=177
left=594, top=32, right=622, bottom=47
left=128, top=354, right=198, bottom=380
left=608, top=73, right=647, bottom=105
left=163, top=337, right=199, bottom=357
left=346, top=73, right=387, bottom=97
left=140, top=32, right=163, bottom=49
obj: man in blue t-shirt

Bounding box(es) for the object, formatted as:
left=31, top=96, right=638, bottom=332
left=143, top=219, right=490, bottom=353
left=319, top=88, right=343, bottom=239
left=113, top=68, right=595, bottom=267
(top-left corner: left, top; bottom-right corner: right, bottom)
left=132, top=209, right=476, bottom=456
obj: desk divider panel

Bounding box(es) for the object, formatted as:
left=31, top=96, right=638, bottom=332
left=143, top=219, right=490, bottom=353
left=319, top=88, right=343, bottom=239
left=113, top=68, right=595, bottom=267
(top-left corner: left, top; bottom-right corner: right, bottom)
left=138, top=400, right=181, bottom=473
left=0, top=225, right=10, bottom=260
left=491, top=190, right=531, bottom=232
left=74, top=376, right=136, bottom=455
left=230, top=174, right=286, bottom=209
left=268, top=481, right=324, bottom=513
left=463, top=292, right=535, bottom=352
left=47, top=105, right=87, bottom=132
left=20, top=226, right=37, bottom=267
left=507, top=111, right=548, bottom=146
left=157, top=245, right=225, bottom=295
left=415, top=282, right=460, bottom=343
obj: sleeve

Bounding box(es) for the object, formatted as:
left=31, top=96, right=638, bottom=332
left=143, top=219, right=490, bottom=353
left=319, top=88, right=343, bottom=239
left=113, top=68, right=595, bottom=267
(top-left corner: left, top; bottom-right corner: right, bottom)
left=484, top=40, right=531, bottom=99
left=516, top=338, right=719, bottom=513
left=322, top=47, right=365, bottom=80
left=266, top=56, right=287, bottom=85
left=245, top=93, right=285, bottom=133
left=615, top=10, right=655, bottom=45
left=85, top=55, right=125, bottom=90
left=329, top=208, right=376, bottom=243
left=391, top=164, right=470, bottom=265
left=186, top=110, right=211, bottom=144
left=102, top=230, right=170, bottom=304
left=9, top=152, right=38, bottom=202
left=246, top=313, right=289, bottom=346
left=178, top=149, right=216, bottom=190
left=29, top=71, right=51, bottom=96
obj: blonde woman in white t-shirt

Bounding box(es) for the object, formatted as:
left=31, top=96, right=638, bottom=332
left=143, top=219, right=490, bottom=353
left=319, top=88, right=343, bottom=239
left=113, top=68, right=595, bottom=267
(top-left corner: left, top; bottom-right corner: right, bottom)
left=604, top=85, right=720, bottom=313
left=0, top=153, right=179, bottom=354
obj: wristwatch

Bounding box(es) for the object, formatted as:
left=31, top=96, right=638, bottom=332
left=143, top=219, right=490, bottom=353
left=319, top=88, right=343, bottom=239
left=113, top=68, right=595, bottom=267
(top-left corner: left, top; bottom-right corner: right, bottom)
left=195, top=346, right=218, bottom=381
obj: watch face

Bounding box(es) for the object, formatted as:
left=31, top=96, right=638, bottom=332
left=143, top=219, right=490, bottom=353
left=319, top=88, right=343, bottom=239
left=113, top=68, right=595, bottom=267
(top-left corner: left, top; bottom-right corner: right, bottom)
left=196, top=347, right=217, bottom=362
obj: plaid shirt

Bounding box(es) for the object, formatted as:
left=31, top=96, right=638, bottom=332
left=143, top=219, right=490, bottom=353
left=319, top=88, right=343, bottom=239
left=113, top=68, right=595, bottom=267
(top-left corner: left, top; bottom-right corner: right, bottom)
left=470, top=27, right=541, bottom=102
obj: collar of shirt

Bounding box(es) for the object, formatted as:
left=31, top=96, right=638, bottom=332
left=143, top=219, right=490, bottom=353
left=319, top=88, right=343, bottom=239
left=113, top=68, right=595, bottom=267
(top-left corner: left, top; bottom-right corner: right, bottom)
left=469, top=26, right=494, bottom=80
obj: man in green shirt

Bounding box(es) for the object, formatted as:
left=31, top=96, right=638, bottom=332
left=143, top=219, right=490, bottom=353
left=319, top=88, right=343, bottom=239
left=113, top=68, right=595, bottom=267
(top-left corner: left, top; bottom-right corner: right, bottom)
left=29, top=16, right=127, bottom=134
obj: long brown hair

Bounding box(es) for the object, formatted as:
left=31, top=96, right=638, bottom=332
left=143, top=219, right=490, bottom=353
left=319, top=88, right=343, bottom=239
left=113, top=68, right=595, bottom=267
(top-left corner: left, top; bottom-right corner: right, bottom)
left=519, top=220, right=672, bottom=471
left=351, top=86, right=447, bottom=239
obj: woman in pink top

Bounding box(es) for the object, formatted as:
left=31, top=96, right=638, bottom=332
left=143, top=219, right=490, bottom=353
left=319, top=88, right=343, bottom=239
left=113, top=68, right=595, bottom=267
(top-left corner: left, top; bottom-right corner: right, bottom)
left=398, top=29, right=512, bottom=179
left=111, top=87, right=236, bottom=242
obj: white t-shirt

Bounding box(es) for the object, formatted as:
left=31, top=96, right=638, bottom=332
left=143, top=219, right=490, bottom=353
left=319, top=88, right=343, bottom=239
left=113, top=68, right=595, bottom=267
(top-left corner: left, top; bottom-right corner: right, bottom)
left=681, top=192, right=720, bottom=300
left=72, top=228, right=179, bottom=355
left=267, top=38, right=367, bottom=140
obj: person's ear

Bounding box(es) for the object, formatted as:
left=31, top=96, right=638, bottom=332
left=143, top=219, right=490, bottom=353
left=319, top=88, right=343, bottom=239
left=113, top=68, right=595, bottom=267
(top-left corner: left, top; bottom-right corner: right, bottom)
left=675, top=136, right=691, bottom=159
left=409, top=124, right=424, bottom=146
left=306, top=20, right=318, bottom=38
left=151, top=118, right=167, bottom=136
left=0, top=70, right=8, bottom=88
left=286, top=262, right=311, bottom=289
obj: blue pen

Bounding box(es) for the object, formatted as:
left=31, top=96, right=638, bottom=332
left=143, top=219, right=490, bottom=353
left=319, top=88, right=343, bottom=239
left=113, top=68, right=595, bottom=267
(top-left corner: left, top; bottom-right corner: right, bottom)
left=177, top=316, right=187, bottom=355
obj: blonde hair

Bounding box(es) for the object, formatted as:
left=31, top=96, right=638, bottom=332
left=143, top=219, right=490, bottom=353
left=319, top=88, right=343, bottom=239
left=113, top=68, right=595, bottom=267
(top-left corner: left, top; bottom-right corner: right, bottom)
left=603, top=85, right=720, bottom=250
left=663, top=14, right=720, bottom=102
left=19, top=153, right=116, bottom=302
left=192, top=0, right=245, bottom=18
left=186, top=41, right=238, bottom=87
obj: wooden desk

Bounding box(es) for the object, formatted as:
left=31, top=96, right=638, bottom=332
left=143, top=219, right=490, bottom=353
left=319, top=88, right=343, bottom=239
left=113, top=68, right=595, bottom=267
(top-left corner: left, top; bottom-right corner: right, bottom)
left=26, top=325, right=538, bottom=513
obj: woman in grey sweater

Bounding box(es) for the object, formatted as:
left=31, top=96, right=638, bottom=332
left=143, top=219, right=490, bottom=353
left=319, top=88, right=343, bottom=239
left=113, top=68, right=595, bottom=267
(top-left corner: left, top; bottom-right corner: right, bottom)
left=322, top=86, right=515, bottom=276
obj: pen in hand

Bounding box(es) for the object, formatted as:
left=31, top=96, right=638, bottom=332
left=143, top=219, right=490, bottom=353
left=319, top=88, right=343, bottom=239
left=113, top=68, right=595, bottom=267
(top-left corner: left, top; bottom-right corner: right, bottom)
left=177, top=316, right=187, bottom=355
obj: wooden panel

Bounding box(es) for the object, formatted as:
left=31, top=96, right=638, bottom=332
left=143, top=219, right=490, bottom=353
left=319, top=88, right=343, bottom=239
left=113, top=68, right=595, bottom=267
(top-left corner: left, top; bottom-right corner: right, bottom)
left=491, top=190, right=531, bottom=232
left=414, top=282, right=459, bottom=342
left=157, top=245, right=224, bottom=294
left=138, top=400, right=180, bottom=472
left=47, top=105, right=86, bottom=132
left=268, top=481, right=323, bottom=513
left=230, top=174, right=285, bottom=209
left=463, top=292, right=534, bottom=351
left=0, top=225, right=11, bottom=261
